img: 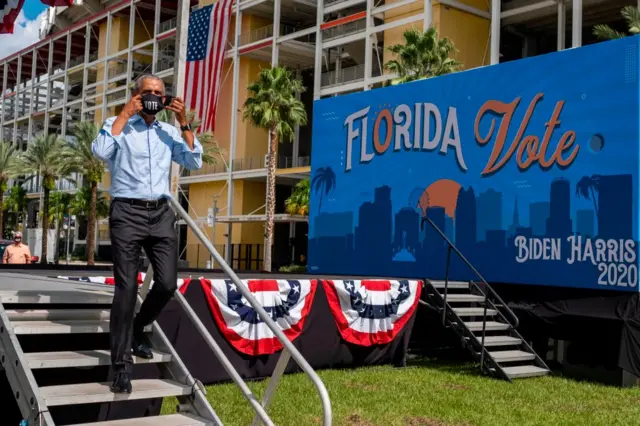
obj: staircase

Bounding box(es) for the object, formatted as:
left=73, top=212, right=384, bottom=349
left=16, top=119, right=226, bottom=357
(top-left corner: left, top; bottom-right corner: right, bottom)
left=420, top=218, right=550, bottom=382
left=0, top=287, right=221, bottom=425
left=0, top=195, right=332, bottom=425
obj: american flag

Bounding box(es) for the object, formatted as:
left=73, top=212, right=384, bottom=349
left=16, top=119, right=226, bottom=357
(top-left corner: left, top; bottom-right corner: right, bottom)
left=0, top=0, right=25, bottom=34
left=185, top=0, right=234, bottom=133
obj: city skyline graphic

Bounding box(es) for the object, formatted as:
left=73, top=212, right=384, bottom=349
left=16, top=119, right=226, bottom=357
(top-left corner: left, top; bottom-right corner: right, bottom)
left=308, top=35, right=640, bottom=292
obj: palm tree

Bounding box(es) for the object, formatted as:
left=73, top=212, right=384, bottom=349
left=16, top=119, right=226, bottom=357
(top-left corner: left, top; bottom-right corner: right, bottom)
left=156, top=109, right=222, bottom=166
left=243, top=66, right=308, bottom=272
left=70, top=186, right=109, bottom=261
left=47, top=191, right=73, bottom=264
left=384, top=27, right=461, bottom=85
left=0, top=142, right=19, bottom=237
left=575, top=175, right=601, bottom=216
left=5, top=185, right=27, bottom=233
left=285, top=178, right=310, bottom=216
left=593, top=6, right=640, bottom=40
left=312, top=167, right=336, bottom=213
left=67, top=121, right=104, bottom=265
left=16, top=134, right=72, bottom=264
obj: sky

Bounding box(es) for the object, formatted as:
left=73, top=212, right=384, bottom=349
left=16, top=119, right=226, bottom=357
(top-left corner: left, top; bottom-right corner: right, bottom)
left=0, top=0, right=49, bottom=60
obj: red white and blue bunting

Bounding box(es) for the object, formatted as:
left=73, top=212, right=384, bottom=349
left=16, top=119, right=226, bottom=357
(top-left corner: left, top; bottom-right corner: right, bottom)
left=323, top=279, right=422, bottom=346
left=201, top=279, right=317, bottom=356
left=52, top=275, right=421, bottom=354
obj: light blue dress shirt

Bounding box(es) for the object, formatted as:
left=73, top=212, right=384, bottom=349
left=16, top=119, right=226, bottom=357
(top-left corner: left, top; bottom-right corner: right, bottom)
left=92, top=114, right=203, bottom=200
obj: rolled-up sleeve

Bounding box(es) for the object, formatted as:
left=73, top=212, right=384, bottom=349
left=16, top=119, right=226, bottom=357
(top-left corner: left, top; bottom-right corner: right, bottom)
left=92, top=117, right=123, bottom=162
left=171, top=129, right=203, bottom=170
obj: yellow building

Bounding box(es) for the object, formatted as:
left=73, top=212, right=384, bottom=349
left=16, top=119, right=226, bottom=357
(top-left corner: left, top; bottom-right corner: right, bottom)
left=0, top=0, right=628, bottom=267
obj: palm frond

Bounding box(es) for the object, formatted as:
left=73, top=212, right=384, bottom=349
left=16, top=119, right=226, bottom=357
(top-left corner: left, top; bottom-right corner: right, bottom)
left=593, top=24, right=627, bottom=40
left=384, top=27, right=461, bottom=85
left=243, top=66, right=307, bottom=142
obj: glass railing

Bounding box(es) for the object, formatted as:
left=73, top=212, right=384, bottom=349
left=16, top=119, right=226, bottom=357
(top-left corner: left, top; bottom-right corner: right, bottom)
left=156, top=58, right=175, bottom=73
left=278, top=156, right=311, bottom=169
left=232, top=156, right=267, bottom=171
left=321, top=64, right=365, bottom=87
left=108, top=63, right=127, bottom=79
left=322, top=19, right=366, bottom=41
left=238, top=24, right=312, bottom=47
left=186, top=161, right=228, bottom=177
left=159, top=17, right=177, bottom=34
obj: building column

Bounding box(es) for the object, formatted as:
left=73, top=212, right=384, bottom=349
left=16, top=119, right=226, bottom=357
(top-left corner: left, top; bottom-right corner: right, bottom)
left=557, top=0, right=565, bottom=51
left=423, top=0, right=431, bottom=30
left=363, top=0, right=373, bottom=90
left=313, top=0, right=324, bottom=100
left=272, top=0, right=281, bottom=65
left=490, top=0, right=500, bottom=64
left=226, top=5, right=243, bottom=263
left=572, top=0, right=582, bottom=48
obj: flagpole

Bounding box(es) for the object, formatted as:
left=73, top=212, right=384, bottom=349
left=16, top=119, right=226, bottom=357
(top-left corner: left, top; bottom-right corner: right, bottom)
left=170, top=0, right=190, bottom=200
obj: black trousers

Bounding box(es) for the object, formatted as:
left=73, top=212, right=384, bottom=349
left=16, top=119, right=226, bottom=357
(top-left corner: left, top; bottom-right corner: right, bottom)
left=109, top=198, right=178, bottom=374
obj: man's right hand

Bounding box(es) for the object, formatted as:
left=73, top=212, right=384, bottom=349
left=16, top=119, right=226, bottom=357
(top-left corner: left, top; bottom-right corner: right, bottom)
left=120, top=95, right=143, bottom=119
left=112, top=95, right=142, bottom=135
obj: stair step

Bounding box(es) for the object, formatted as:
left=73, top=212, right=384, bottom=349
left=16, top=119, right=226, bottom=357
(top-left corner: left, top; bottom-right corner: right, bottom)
left=429, top=280, right=469, bottom=289
left=442, top=294, right=485, bottom=303
left=474, top=335, right=522, bottom=347
left=6, top=309, right=110, bottom=321
left=26, top=349, right=171, bottom=369
left=40, top=379, right=192, bottom=406
left=12, top=320, right=152, bottom=335
left=501, top=365, right=549, bottom=379
left=72, top=413, right=212, bottom=426
left=465, top=321, right=511, bottom=331
left=452, top=307, right=497, bottom=317
left=490, top=350, right=536, bottom=363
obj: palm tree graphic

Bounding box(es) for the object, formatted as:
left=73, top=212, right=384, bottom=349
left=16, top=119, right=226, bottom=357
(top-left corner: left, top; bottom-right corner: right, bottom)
left=312, top=167, right=337, bottom=213
left=575, top=175, right=601, bottom=217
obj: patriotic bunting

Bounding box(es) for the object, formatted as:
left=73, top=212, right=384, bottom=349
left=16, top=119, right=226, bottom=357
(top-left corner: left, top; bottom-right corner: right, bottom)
left=323, top=279, right=422, bottom=346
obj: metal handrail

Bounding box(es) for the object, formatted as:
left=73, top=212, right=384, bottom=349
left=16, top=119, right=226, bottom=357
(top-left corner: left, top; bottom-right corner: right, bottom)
left=420, top=217, right=520, bottom=371
left=141, top=195, right=332, bottom=426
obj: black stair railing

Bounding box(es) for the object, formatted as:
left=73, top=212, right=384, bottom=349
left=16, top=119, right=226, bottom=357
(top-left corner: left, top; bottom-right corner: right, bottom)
left=420, top=217, right=520, bottom=371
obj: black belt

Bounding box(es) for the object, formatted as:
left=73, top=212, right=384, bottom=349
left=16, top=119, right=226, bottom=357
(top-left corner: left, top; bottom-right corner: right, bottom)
left=114, top=197, right=167, bottom=209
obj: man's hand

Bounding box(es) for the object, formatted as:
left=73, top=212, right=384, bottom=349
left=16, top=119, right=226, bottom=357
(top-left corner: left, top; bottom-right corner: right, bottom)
left=121, top=95, right=143, bottom=119
left=112, top=95, right=142, bottom=136
left=166, top=97, right=188, bottom=127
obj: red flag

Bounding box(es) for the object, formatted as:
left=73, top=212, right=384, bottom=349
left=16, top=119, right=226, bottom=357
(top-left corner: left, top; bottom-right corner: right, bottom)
left=0, top=0, right=26, bottom=34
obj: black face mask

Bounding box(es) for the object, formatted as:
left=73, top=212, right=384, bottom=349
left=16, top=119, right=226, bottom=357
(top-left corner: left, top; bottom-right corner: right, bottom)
left=141, top=94, right=172, bottom=116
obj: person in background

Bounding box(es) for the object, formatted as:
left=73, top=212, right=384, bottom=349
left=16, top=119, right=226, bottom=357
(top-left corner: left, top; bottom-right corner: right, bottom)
left=3, top=232, right=31, bottom=264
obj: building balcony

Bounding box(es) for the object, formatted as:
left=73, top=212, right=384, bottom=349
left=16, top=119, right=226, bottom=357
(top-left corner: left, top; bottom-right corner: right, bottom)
left=321, top=64, right=364, bottom=87
left=278, top=156, right=310, bottom=169
left=159, top=17, right=177, bottom=34
left=322, top=19, right=366, bottom=41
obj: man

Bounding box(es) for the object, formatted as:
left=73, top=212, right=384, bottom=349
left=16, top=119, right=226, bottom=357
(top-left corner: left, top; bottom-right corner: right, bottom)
left=92, top=74, right=203, bottom=394
left=2, top=232, right=31, bottom=264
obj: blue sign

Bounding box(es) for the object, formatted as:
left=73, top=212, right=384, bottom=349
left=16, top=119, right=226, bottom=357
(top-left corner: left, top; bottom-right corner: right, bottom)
left=308, top=36, right=640, bottom=292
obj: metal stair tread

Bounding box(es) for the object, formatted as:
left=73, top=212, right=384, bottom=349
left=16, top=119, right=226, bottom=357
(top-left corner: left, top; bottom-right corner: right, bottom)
left=490, top=350, right=536, bottom=362
left=465, top=321, right=511, bottom=331
left=429, top=280, right=469, bottom=289
left=441, top=294, right=485, bottom=303
left=70, top=413, right=212, bottom=426
left=40, top=379, right=192, bottom=406
left=473, top=335, right=522, bottom=346
left=501, top=365, right=549, bottom=379
left=11, top=320, right=152, bottom=335
left=5, top=309, right=110, bottom=321
left=452, top=307, right=497, bottom=316
left=25, top=349, right=171, bottom=369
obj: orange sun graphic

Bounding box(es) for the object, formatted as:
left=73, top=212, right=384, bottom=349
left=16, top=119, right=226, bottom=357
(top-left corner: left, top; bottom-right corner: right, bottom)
left=421, top=179, right=462, bottom=218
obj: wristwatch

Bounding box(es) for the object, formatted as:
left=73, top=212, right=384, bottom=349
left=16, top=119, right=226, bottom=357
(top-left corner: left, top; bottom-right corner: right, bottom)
left=180, top=123, right=192, bottom=132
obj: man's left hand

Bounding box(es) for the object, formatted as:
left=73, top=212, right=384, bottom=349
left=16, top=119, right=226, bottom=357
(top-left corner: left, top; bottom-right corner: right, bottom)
left=166, top=97, right=188, bottom=127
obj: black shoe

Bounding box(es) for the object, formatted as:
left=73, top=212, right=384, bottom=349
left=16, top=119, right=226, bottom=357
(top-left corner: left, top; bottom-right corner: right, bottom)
left=132, top=331, right=153, bottom=359
left=110, top=373, right=132, bottom=394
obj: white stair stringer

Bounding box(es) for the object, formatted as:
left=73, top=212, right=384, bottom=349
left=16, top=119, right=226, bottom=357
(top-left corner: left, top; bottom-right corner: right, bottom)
left=423, top=278, right=551, bottom=381
left=0, top=302, right=56, bottom=425
left=0, top=295, right=221, bottom=425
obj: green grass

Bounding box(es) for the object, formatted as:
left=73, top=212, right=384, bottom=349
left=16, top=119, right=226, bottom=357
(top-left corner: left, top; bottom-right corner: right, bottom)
left=161, top=358, right=640, bottom=425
